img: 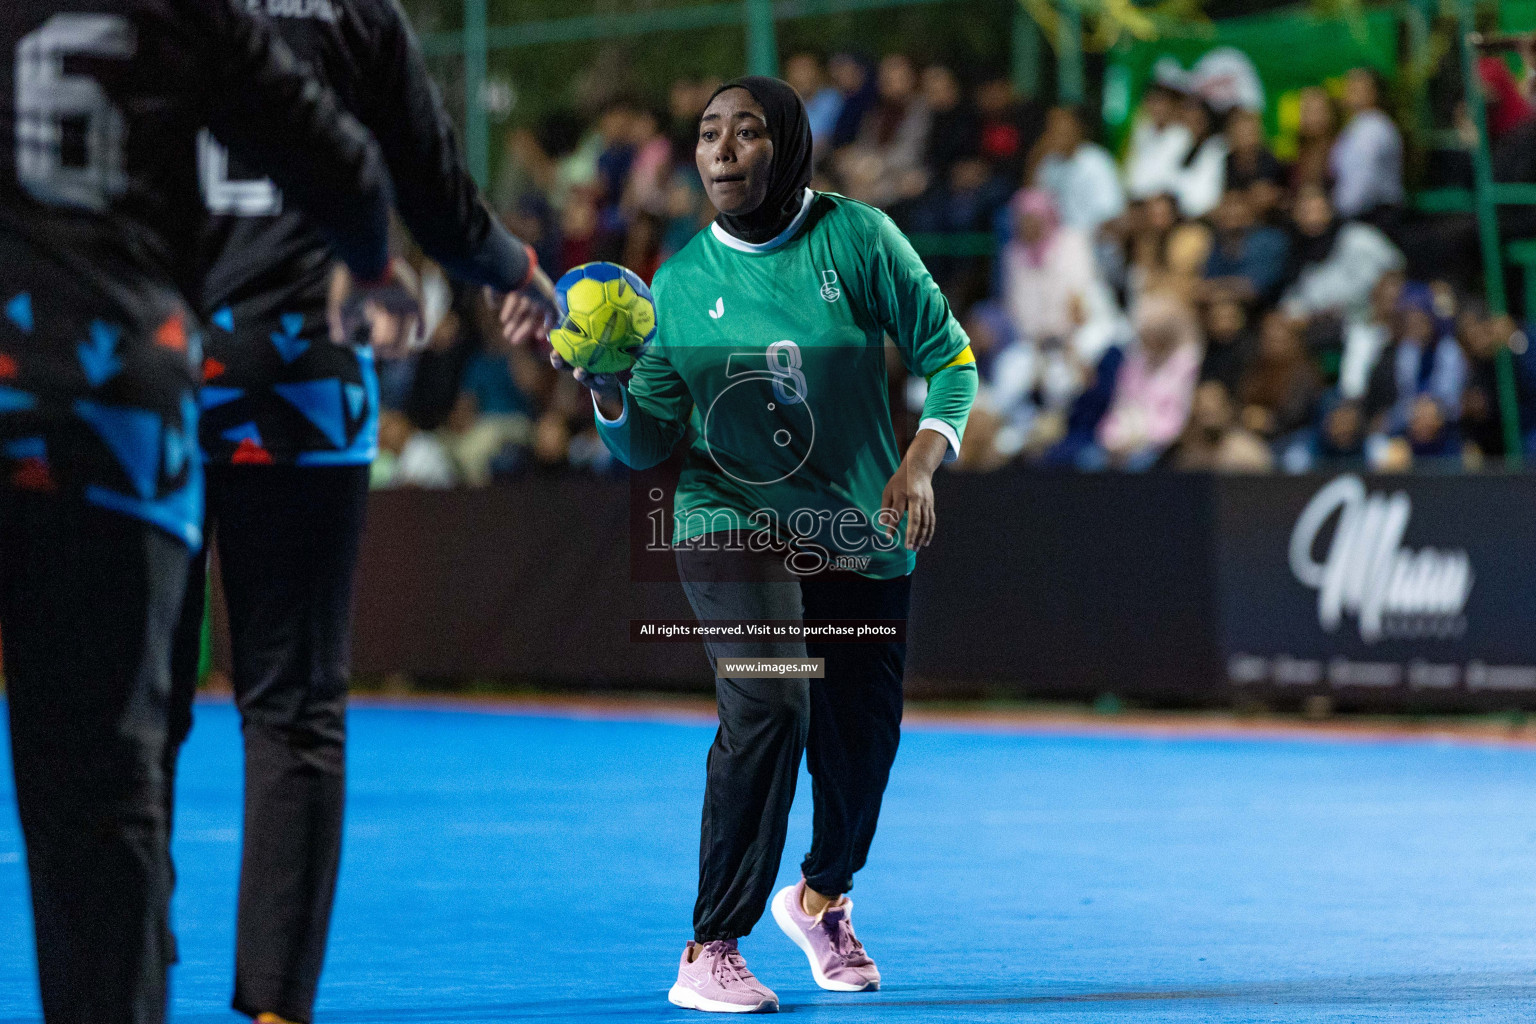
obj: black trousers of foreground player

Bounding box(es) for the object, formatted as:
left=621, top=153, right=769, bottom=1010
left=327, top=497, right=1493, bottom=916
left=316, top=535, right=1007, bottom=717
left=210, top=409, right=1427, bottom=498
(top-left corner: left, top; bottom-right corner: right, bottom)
left=674, top=538, right=910, bottom=942
left=169, top=463, right=369, bottom=1023
left=5, top=492, right=188, bottom=1024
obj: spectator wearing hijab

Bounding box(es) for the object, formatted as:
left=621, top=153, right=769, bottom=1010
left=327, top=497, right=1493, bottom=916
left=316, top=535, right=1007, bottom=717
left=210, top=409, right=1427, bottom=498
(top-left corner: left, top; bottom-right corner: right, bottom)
left=1093, top=292, right=1203, bottom=469
left=1199, top=295, right=1257, bottom=395
left=1029, top=106, right=1126, bottom=234
left=1330, top=68, right=1404, bottom=221
left=1378, top=282, right=1466, bottom=458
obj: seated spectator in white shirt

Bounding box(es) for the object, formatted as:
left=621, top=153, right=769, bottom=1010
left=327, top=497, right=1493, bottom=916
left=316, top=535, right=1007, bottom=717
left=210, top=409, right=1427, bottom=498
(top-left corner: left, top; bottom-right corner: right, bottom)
left=1029, top=105, right=1126, bottom=233
left=1171, top=96, right=1228, bottom=218
left=1124, top=84, right=1193, bottom=200
left=1280, top=184, right=1405, bottom=321
left=1329, top=67, right=1404, bottom=220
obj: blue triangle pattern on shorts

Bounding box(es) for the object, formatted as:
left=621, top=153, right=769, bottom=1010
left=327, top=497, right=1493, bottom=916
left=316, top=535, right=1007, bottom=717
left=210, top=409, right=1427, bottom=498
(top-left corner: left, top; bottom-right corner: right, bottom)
left=199, top=386, right=243, bottom=409
left=6, top=293, right=33, bottom=333
left=220, top=421, right=262, bottom=446
left=75, top=400, right=160, bottom=500
left=4, top=436, right=45, bottom=460
left=78, top=321, right=123, bottom=387
left=274, top=378, right=347, bottom=448
left=164, top=423, right=189, bottom=477
left=0, top=386, right=37, bottom=413
left=82, top=395, right=203, bottom=549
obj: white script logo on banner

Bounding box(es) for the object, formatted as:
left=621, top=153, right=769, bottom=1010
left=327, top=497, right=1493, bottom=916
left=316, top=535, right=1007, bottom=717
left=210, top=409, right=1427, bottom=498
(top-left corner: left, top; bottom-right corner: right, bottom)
left=1287, top=475, right=1473, bottom=643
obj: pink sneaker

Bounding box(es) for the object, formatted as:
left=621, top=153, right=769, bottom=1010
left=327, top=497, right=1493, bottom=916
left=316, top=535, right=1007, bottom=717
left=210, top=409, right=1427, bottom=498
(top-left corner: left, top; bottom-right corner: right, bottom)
left=667, top=939, right=779, bottom=1013
left=771, top=880, right=881, bottom=992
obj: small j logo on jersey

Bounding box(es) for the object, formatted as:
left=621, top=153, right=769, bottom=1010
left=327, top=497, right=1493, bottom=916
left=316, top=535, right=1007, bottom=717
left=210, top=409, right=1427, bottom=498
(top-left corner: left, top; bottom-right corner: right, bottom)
left=708, top=297, right=725, bottom=319
left=819, top=271, right=841, bottom=303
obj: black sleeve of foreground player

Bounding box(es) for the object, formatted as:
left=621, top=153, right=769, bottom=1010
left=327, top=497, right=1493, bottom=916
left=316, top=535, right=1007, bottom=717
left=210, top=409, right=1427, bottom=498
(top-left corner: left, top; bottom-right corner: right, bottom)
left=356, top=0, right=531, bottom=291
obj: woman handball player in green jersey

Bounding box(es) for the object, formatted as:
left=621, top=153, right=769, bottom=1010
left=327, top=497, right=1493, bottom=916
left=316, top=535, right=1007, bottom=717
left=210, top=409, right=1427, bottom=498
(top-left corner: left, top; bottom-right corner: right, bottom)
left=503, top=75, right=976, bottom=1013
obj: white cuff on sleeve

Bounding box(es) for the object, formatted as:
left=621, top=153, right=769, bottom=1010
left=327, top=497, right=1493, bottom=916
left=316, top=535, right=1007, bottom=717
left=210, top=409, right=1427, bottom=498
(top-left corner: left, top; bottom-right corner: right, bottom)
left=918, top=417, right=961, bottom=463
left=593, top=389, right=628, bottom=427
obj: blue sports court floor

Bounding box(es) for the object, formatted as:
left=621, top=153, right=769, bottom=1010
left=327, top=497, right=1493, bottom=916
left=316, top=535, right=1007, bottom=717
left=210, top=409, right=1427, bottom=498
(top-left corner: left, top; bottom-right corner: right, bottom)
left=4, top=701, right=1536, bottom=1022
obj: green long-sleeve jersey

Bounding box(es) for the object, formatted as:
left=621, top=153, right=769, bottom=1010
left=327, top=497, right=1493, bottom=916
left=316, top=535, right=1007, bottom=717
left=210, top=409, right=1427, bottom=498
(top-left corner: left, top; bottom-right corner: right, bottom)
left=596, top=190, right=976, bottom=579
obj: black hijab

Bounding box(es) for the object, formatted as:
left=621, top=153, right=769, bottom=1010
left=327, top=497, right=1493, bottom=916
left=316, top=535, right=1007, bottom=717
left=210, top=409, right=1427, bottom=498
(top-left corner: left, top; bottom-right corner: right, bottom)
left=706, top=76, right=814, bottom=245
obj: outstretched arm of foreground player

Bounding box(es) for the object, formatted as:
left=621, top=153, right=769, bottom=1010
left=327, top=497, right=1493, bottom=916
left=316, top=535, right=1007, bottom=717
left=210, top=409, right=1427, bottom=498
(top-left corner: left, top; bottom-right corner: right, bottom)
left=358, top=0, right=540, bottom=294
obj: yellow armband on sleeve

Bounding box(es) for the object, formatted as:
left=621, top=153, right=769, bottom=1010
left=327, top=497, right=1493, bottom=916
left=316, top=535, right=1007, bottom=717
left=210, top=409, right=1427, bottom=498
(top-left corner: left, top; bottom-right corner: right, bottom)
left=927, top=344, right=976, bottom=380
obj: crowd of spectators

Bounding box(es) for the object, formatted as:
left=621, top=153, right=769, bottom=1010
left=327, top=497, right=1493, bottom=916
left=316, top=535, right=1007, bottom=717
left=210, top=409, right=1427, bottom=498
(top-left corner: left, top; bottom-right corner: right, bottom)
left=371, top=50, right=1536, bottom=488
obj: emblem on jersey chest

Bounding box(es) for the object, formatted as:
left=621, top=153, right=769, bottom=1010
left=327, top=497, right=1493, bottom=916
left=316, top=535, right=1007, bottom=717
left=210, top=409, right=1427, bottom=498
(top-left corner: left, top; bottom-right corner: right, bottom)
left=819, top=270, right=841, bottom=303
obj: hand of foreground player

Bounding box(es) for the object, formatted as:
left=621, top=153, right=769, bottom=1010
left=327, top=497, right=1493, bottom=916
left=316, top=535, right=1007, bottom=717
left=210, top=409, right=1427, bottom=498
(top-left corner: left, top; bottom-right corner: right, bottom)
left=880, top=429, right=950, bottom=551
left=548, top=350, right=626, bottom=420
left=329, top=259, right=424, bottom=358
left=498, top=267, right=558, bottom=347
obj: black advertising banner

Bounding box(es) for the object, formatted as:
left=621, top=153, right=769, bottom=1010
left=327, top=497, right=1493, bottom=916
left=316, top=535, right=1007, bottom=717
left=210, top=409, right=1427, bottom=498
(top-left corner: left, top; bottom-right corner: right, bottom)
left=1216, top=473, right=1536, bottom=707
left=347, top=472, right=1536, bottom=709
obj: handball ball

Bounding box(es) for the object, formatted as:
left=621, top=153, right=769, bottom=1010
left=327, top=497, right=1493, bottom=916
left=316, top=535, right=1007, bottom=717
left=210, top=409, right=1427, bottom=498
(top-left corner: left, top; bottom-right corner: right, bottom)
left=549, top=262, right=657, bottom=374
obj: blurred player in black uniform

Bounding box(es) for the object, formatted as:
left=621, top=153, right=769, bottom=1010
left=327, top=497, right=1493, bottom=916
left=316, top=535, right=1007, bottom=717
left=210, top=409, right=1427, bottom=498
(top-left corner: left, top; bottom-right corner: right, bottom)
left=0, top=1, right=401, bottom=1021
left=167, top=2, right=550, bottom=1022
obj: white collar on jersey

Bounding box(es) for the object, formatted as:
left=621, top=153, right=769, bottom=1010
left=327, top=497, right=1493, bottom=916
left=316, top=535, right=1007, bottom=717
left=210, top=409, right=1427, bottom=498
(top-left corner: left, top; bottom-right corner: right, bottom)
left=709, top=188, right=816, bottom=254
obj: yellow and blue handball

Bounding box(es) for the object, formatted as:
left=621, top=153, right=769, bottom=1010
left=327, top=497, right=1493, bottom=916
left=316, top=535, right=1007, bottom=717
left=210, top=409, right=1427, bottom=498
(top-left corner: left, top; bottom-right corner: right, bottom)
left=549, top=262, right=657, bottom=375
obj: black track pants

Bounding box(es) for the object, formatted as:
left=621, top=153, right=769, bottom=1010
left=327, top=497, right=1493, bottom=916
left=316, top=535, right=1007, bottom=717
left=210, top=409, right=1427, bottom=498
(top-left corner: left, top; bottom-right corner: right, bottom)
left=4, top=492, right=188, bottom=1024
left=168, top=463, right=368, bottom=1024
left=676, top=540, right=909, bottom=943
